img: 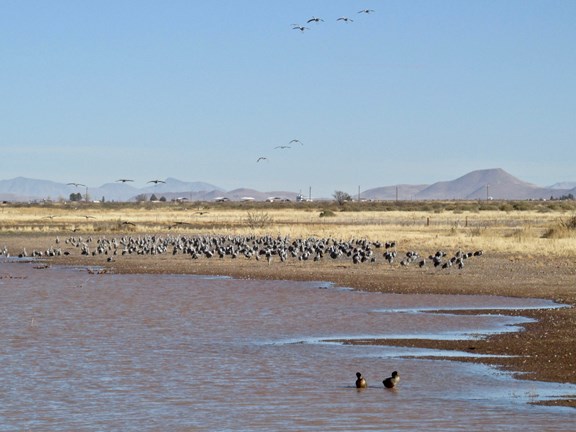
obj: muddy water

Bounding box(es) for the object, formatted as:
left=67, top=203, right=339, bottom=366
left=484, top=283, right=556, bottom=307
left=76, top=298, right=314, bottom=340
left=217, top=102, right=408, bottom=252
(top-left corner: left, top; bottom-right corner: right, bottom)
left=0, top=260, right=574, bottom=431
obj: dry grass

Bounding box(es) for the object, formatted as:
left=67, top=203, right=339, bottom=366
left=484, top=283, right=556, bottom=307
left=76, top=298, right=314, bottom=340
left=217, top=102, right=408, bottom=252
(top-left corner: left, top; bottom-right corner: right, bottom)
left=1, top=202, right=575, bottom=258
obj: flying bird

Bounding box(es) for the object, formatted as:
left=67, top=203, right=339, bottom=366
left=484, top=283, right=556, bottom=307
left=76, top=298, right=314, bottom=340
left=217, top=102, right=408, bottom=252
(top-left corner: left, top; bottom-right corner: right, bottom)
left=116, top=179, right=134, bottom=183
left=337, top=17, right=354, bottom=22
left=307, top=16, right=324, bottom=23
left=274, top=145, right=291, bottom=149
left=67, top=182, right=85, bottom=187
left=289, top=139, right=303, bottom=146
left=147, top=179, right=166, bottom=184
left=292, top=25, right=310, bottom=32
left=358, top=9, right=375, bottom=14
left=257, top=157, right=268, bottom=162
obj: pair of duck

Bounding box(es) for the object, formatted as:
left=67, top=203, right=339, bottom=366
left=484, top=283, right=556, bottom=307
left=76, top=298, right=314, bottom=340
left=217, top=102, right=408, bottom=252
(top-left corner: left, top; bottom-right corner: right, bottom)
left=355, top=371, right=399, bottom=389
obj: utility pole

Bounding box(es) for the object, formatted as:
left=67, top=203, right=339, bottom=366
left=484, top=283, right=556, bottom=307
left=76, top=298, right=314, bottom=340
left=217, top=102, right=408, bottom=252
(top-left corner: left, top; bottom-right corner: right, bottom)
left=358, top=185, right=361, bottom=202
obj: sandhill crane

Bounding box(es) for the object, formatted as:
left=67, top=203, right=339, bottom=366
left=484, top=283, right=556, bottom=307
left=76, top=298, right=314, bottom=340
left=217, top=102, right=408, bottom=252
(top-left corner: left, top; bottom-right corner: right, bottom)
left=358, top=9, right=375, bottom=14
left=116, top=179, right=134, bottom=183
left=257, top=157, right=268, bottom=162
left=67, top=182, right=85, bottom=187
left=307, top=16, right=324, bottom=24
left=337, top=17, right=354, bottom=23
left=292, top=25, right=310, bottom=32
left=289, top=139, right=303, bottom=145
left=147, top=179, right=166, bottom=184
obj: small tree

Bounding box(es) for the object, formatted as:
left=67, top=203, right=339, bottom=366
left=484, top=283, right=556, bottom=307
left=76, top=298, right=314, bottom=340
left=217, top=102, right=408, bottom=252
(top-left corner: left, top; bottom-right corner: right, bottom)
left=69, top=192, right=83, bottom=202
left=135, top=194, right=147, bottom=202
left=333, top=190, right=352, bottom=205
left=150, top=193, right=158, bottom=201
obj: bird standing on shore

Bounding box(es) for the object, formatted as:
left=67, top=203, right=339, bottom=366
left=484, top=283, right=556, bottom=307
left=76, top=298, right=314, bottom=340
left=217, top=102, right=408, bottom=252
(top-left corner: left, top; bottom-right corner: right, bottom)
left=355, top=372, right=367, bottom=388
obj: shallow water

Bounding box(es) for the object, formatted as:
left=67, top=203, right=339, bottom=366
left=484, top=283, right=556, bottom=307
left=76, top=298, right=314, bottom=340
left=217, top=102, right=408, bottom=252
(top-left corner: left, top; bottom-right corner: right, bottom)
left=0, top=260, right=574, bottom=431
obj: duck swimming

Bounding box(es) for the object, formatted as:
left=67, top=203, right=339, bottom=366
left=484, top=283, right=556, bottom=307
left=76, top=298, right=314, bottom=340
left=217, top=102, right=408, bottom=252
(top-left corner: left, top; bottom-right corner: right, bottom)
left=355, top=372, right=367, bottom=388
left=383, top=371, right=400, bottom=388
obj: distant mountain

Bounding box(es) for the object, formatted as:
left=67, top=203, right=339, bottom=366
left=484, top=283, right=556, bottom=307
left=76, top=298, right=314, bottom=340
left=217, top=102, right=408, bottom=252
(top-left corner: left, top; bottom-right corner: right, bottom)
left=415, top=168, right=542, bottom=200
left=362, top=169, right=573, bottom=201
left=548, top=182, right=576, bottom=190
left=361, top=184, right=428, bottom=201
left=0, top=170, right=574, bottom=202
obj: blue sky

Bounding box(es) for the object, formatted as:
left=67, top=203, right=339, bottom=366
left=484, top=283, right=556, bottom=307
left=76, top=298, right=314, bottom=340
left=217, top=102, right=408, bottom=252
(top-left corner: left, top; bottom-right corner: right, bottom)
left=2, top=0, right=575, bottom=198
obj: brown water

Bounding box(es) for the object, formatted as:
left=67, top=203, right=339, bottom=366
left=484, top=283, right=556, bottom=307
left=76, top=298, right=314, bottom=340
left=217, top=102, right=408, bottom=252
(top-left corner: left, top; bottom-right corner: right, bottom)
left=0, top=259, right=574, bottom=431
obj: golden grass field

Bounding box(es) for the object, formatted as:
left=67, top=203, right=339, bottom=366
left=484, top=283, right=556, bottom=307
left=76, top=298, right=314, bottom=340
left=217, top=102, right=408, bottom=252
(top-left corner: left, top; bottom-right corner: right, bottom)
left=1, top=201, right=575, bottom=258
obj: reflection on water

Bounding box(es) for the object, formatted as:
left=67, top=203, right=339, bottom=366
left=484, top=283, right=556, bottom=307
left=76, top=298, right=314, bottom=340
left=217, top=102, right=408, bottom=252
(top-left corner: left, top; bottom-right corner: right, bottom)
left=0, top=260, right=574, bottom=431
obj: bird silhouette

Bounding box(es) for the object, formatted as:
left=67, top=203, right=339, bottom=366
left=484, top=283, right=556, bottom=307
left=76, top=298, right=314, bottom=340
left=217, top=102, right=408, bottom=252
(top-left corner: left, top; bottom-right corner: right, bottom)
left=147, top=180, right=166, bottom=184
left=274, top=145, right=291, bottom=149
left=67, top=182, right=85, bottom=187
left=257, top=157, right=268, bottom=162
left=292, top=25, right=310, bottom=32
left=307, top=16, right=324, bottom=23
left=116, top=179, right=134, bottom=183
left=358, top=9, right=375, bottom=14
left=289, top=139, right=303, bottom=146
left=337, top=17, right=354, bottom=23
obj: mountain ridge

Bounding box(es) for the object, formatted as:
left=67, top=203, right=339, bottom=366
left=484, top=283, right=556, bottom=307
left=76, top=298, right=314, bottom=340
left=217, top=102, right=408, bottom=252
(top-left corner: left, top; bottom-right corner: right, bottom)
left=0, top=169, right=574, bottom=202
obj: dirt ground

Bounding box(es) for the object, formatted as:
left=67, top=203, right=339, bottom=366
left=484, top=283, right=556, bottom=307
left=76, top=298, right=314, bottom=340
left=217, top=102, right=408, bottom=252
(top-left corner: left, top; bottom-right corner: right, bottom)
left=2, top=234, right=575, bottom=407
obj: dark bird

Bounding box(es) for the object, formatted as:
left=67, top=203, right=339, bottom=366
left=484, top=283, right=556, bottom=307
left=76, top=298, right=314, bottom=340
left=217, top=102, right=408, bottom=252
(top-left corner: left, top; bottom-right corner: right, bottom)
left=307, top=16, right=324, bottom=23
left=257, top=157, right=268, bottom=162
left=358, top=9, right=375, bottom=14
left=67, top=182, right=86, bottom=187
left=355, top=372, right=367, bottom=389
left=383, top=371, right=400, bottom=388
left=116, top=179, right=134, bottom=183
left=289, top=139, right=303, bottom=145
left=274, top=145, right=291, bottom=149
left=337, top=17, right=354, bottom=22
left=148, top=179, right=166, bottom=184
left=292, top=25, right=310, bottom=32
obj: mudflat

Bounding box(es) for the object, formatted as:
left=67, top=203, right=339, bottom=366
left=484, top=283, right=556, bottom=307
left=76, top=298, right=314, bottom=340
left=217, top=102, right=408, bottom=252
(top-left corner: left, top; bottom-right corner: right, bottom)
left=2, top=233, right=575, bottom=407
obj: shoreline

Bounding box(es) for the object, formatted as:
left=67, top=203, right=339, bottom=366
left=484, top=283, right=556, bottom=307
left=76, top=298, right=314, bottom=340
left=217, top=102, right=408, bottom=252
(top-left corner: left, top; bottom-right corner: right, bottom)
left=2, top=233, right=575, bottom=407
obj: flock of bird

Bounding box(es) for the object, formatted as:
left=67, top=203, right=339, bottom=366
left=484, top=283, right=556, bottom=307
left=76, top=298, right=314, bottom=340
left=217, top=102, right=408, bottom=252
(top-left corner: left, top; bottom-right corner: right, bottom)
left=257, top=139, right=304, bottom=163
left=4, top=234, right=484, bottom=273
left=292, top=9, right=375, bottom=32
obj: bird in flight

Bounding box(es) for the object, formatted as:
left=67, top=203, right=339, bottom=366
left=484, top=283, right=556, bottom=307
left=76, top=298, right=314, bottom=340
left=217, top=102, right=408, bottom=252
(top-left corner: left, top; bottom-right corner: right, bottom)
left=289, top=139, right=303, bottom=146
left=257, top=157, right=268, bottom=162
left=292, top=25, right=310, bottom=32
left=67, top=182, right=85, bottom=187
left=337, top=17, right=354, bottom=23
left=358, top=9, right=375, bottom=14
left=147, top=179, right=166, bottom=184
left=307, top=16, right=324, bottom=23
left=116, top=179, right=134, bottom=183
left=274, top=145, right=291, bottom=149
